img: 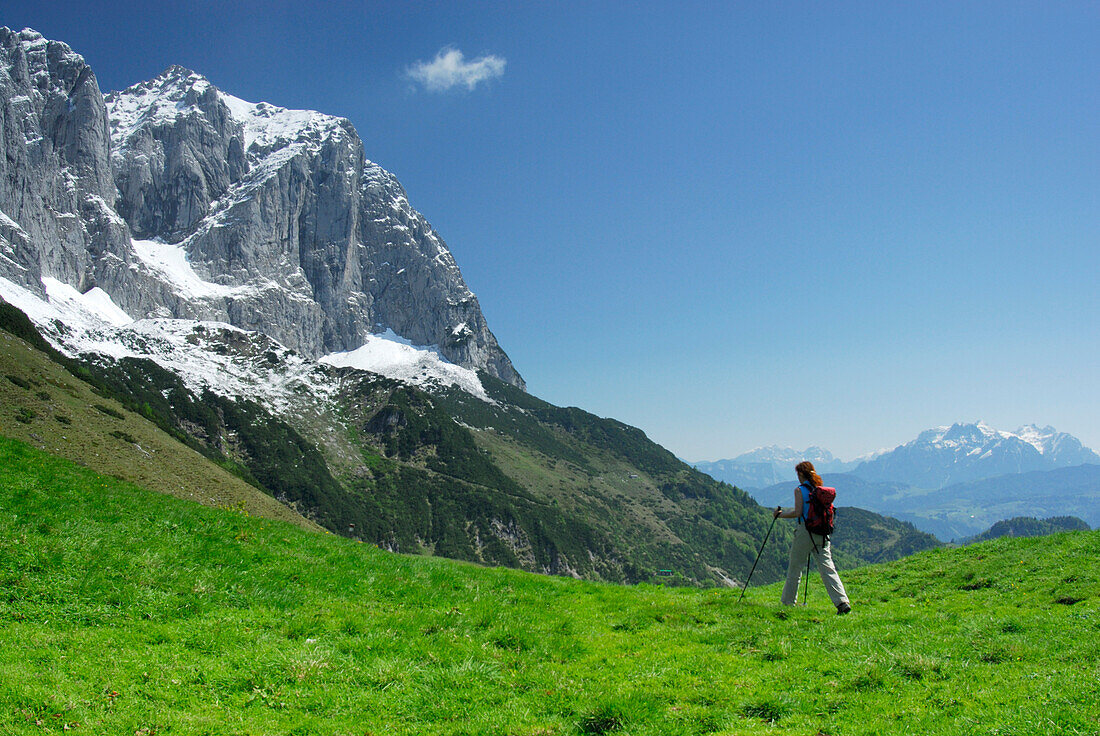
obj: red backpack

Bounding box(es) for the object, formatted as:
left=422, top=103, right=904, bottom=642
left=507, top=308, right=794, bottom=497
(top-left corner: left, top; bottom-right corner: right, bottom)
left=803, top=484, right=836, bottom=537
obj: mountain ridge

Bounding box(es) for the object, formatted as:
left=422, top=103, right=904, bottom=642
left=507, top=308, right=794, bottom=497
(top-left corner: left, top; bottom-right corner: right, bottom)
left=696, top=421, right=1097, bottom=492
left=852, top=421, right=1099, bottom=489
left=0, top=283, right=943, bottom=584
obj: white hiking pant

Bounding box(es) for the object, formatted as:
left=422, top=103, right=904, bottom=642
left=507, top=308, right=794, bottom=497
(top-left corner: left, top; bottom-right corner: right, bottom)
left=781, top=524, right=849, bottom=607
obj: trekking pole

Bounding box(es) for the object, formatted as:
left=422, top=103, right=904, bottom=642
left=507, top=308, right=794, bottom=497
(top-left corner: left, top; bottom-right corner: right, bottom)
left=738, top=508, right=780, bottom=604
left=803, top=550, right=811, bottom=606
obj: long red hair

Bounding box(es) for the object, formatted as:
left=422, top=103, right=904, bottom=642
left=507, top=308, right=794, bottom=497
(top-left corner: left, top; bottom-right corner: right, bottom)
left=795, top=460, right=823, bottom=487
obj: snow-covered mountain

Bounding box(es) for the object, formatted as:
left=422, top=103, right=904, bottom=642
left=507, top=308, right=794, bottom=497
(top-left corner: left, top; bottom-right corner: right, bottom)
left=0, top=27, right=522, bottom=392
left=852, top=421, right=1099, bottom=489
left=695, top=422, right=1098, bottom=493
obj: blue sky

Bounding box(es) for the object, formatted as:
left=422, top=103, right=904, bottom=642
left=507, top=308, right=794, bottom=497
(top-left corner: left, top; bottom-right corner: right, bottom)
left=5, top=1, right=1098, bottom=460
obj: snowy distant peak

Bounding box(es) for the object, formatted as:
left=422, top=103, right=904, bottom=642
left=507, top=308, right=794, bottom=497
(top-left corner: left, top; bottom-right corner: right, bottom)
left=915, top=421, right=1001, bottom=446
left=693, top=445, right=859, bottom=489
left=734, top=445, right=837, bottom=465
left=906, top=421, right=1087, bottom=457
left=1014, top=424, right=1064, bottom=455
left=1013, top=424, right=1097, bottom=464
left=854, top=421, right=1099, bottom=489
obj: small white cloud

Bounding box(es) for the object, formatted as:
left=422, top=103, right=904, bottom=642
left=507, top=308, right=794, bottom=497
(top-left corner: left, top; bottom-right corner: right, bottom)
left=406, top=46, right=506, bottom=93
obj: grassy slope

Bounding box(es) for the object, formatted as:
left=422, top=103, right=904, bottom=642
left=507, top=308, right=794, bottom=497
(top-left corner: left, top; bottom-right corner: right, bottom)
left=0, top=329, right=319, bottom=532
left=2, top=436, right=1097, bottom=736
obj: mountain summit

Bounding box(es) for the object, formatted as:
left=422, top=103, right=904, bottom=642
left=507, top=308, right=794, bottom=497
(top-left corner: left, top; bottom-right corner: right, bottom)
left=0, top=28, right=521, bottom=387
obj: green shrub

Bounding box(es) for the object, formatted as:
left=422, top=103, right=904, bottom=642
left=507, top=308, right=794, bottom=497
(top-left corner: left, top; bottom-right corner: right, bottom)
left=93, top=403, right=124, bottom=419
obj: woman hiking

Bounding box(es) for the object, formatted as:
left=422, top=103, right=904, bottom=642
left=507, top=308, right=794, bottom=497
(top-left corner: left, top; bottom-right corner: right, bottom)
left=773, top=460, right=852, bottom=614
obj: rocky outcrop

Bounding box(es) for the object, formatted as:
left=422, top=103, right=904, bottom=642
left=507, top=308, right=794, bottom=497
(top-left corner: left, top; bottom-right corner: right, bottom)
left=108, top=65, right=248, bottom=242
left=0, top=28, right=132, bottom=297
left=358, top=163, right=521, bottom=385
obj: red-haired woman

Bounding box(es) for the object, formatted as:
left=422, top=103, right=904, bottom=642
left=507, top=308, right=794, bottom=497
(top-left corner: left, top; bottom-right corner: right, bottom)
left=773, top=460, right=852, bottom=614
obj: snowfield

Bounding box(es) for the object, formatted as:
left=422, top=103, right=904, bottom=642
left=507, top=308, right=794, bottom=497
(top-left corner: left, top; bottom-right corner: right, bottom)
left=320, top=329, right=489, bottom=401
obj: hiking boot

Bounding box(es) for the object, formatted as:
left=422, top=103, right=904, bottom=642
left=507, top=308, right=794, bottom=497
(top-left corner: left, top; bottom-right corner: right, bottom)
left=836, top=602, right=852, bottom=615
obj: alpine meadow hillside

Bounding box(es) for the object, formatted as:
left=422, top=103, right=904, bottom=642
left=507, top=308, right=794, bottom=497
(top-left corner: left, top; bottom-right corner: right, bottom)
left=1, top=437, right=1098, bottom=735
left=1, top=289, right=934, bottom=588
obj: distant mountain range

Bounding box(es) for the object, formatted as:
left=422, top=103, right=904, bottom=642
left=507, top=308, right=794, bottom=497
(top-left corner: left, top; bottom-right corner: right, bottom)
left=852, top=422, right=1099, bottom=489
left=691, top=446, right=864, bottom=489
left=696, top=422, right=1098, bottom=493
left=698, top=423, right=1099, bottom=541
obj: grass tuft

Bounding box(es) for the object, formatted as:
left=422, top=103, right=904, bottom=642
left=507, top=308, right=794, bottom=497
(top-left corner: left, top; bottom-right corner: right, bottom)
left=740, top=697, right=793, bottom=722
left=579, top=706, right=625, bottom=734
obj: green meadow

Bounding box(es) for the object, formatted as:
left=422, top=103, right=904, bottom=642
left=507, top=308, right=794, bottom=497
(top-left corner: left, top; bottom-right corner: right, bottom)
left=1, top=434, right=1097, bottom=735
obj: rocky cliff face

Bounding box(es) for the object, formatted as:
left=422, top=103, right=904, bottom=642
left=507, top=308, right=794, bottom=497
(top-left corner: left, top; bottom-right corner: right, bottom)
left=0, top=28, right=522, bottom=388
left=105, top=66, right=522, bottom=387
left=0, top=28, right=132, bottom=299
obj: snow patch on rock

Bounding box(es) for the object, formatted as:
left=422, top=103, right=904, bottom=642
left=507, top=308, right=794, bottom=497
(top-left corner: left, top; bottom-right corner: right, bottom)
left=320, top=329, right=488, bottom=400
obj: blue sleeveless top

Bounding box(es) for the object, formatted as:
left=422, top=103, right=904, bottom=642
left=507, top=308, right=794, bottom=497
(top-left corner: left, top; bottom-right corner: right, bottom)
left=798, top=482, right=812, bottom=524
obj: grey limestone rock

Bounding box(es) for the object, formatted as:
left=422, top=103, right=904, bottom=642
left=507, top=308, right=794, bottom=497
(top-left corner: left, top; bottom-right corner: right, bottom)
left=0, top=27, right=132, bottom=295
left=106, top=66, right=523, bottom=387
left=1, top=27, right=523, bottom=389
left=106, top=66, right=248, bottom=242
